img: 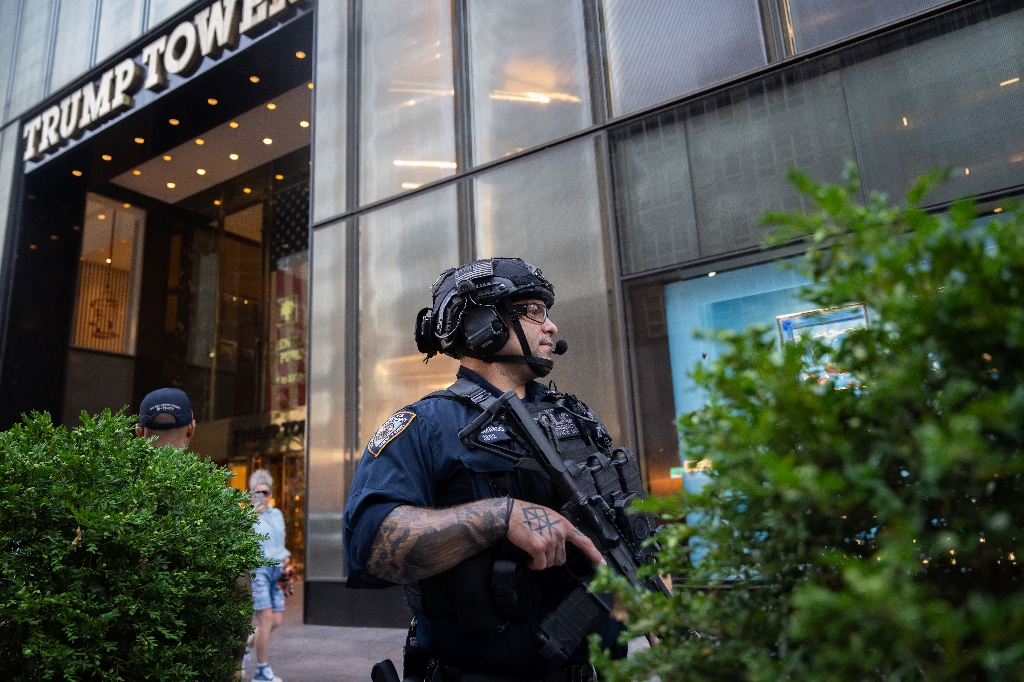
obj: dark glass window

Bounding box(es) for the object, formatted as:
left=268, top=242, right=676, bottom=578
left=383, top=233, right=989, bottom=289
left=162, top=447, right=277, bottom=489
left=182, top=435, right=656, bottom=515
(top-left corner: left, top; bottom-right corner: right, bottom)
left=603, top=0, right=767, bottom=115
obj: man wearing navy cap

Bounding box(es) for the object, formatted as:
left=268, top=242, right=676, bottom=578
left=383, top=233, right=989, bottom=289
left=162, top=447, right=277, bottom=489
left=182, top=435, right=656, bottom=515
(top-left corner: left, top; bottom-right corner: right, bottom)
left=135, top=388, right=196, bottom=448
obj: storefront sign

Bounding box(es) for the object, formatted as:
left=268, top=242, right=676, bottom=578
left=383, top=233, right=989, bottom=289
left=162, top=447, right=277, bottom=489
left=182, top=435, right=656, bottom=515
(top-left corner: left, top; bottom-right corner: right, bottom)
left=22, top=0, right=308, bottom=163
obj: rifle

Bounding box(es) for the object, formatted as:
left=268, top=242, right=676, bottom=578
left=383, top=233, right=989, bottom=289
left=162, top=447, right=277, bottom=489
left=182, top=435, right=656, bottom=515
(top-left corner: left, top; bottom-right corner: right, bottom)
left=459, top=389, right=670, bottom=662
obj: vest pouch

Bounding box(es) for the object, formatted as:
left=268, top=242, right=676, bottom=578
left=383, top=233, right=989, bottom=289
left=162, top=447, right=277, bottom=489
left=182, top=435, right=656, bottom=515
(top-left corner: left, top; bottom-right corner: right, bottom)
left=418, top=551, right=507, bottom=632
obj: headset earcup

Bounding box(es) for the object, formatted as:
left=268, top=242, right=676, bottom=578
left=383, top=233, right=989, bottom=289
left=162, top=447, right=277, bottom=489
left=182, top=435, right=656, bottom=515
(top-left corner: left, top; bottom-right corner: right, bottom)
left=461, top=306, right=508, bottom=354
left=414, top=308, right=437, bottom=354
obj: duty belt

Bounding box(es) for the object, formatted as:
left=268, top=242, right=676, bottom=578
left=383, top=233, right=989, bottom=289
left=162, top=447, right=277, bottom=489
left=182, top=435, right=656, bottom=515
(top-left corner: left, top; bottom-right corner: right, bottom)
left=425, top=657, right=596, bottom=682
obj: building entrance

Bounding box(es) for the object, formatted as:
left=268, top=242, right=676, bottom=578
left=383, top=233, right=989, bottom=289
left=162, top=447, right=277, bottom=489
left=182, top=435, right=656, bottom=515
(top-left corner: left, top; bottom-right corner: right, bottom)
left=2, top=11, right=313, bottom=572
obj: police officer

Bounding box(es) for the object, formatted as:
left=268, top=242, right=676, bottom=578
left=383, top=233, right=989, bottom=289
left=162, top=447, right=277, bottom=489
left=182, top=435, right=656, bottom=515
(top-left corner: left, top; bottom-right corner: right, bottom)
left=343, top=258, right=624, bottom=681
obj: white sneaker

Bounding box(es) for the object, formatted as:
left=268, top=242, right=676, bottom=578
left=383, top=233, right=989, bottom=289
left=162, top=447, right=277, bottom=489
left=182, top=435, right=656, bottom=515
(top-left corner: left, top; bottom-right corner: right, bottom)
left=253, top=665, right=277, bottom=681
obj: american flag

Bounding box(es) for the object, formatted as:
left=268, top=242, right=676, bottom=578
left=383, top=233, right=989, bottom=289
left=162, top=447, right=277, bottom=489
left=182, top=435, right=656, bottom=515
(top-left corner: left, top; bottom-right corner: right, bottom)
left=268, top=264, right=307, bottom=411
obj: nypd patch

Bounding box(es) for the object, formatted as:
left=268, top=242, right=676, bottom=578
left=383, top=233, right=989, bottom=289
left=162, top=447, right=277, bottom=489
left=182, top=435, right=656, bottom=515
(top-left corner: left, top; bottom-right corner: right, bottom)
left=367, top=411, right=416, bottom=457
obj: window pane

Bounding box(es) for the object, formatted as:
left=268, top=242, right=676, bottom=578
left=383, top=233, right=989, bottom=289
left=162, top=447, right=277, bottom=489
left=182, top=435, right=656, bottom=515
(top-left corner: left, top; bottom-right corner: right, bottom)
left=307, top=219, right=349, bottom=580
left=0, top=0, right=24, bottom=118
left=50, top=0, right=98, bottom=92
left=474, top=138, right=625, bottom=444
left=148, top=0, right=193, bottom=29
left=612, top=63, right=857, bottom=275
left=71, top=194, right=146, bottom=355
left=96, top=0, right=144, bottom=64
left=687, top=66, right=855, bottom=256
left=610, top=110, right=699, bottom=275
left=8, top=0, right=56, bottom=119
left=312, top=0, right=346, bottom=224
left=843, top=6, right=1024, bottom=206
left=604, top=0, right=766, bottom=116
left=360, top=0, right=455, bottom=204
left=358, top=186, right=459, bottom=448
left=0, top=124, right=20, bottom=267
left=789, top=0, right=944, bottom=52
left=467, top=0, right=591, bottom=164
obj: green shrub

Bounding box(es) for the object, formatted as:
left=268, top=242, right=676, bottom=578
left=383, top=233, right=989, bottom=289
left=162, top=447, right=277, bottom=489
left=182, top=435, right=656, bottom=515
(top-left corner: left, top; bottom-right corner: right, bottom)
left=593, top=166, right=1024, bottom=681
left=0, top=409, right=265, bottom=681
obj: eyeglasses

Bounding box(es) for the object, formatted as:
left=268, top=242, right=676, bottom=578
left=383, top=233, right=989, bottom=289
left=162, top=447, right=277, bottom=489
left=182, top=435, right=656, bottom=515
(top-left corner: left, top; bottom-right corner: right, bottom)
left=252, top=489, right=270, bottom=496
left=511, top=302, right=549, bottom=324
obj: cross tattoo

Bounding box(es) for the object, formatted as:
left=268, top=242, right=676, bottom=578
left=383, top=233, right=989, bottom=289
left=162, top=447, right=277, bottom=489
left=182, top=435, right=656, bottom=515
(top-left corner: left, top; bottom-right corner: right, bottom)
left=522, top=505, right=562, bottom=538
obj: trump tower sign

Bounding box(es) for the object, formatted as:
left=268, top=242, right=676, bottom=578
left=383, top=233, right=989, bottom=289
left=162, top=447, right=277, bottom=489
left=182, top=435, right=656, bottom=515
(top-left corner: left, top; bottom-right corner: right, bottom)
left=21, top=0, right=309, bottom=167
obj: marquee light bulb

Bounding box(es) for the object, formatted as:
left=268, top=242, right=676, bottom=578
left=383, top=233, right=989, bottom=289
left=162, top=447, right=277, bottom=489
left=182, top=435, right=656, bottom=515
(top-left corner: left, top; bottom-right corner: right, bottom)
left=250, top=75, right=260, bottom=83
left=263, top=138, right=273, bottom=145
left=299, top=120, right=309, bottom=128
left=134, top=137, right=144, bottom=144
left=229, top=153, right=239, bottom=160
left=208, top=98, right=218, bottom=105
left=197, top=168, right=206, bottom=175
left=266, top=103, right=277, bottom=110
left=167, top=182, right=176, bottom=188
left=169, top=118, right=179, bottom=125
left=163, top=155, right=172, bottom=161
left=229, top=121, right=239, bottom=128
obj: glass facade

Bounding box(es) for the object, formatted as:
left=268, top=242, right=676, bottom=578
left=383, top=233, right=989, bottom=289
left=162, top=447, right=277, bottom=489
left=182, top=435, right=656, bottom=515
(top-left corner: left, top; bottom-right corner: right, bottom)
left=359, top=0, right=455, bottom=204
left=3, top=0, right=1024, bottom=625
left=603, top=0, right=767, bottom=116
left=467, top=0, right=592, bottom=164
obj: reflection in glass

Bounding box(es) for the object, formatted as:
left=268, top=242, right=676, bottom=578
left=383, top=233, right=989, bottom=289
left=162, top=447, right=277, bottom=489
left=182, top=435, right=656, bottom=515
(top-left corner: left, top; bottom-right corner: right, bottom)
left=71, top=193, right=145, bottom=355
left=307, top=220, right=349, bottom=579
left=603, top=0, right=766, bottom=116
left=0, top=126, right=21, bottom=272
left=467, top=0, right=591, bottom=164
left=49, top=0, right=97, bottom=92
left=612, top=65, right=856, bottom=275
left=359, top=185, right=459, bottom=447
left=312, top=0, right=346, bottom=224
left=610, top=109, right=699, bottom=275
left=96, top=0, right=144, bottom=64
left=360, top=0, right=455, bottom=204
left=7, top=0, right=55, bottom=119
left=788, top=0, right=943, bottom=52
left=842, top=7, right=1024, bottom=206
left=474, top=139, right=624, bottom=444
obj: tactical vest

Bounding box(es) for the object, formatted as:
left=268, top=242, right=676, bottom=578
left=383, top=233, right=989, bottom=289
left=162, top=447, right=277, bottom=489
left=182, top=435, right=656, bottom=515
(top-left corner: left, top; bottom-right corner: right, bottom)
left=405, top=378, right=653, bottom=659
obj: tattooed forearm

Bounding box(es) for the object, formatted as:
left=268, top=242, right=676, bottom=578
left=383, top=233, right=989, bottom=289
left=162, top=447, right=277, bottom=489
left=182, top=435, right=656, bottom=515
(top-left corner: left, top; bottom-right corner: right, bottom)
left=366, top=498, right=512, bottom=584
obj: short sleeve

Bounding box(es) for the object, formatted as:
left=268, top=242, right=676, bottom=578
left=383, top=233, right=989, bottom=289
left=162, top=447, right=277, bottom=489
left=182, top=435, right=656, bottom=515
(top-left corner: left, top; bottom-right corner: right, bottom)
left=342, top=406, right=438, bottom=588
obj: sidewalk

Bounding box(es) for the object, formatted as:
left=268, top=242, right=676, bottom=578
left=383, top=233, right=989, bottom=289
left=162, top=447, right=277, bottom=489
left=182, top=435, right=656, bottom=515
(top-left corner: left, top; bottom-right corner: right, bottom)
left=242, top=581, right=407, bottom=682
left=241, top=581, right=649, bottom=682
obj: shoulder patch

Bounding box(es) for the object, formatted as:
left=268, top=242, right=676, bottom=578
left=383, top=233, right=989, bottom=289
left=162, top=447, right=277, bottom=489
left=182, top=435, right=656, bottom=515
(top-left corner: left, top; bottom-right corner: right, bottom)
left=367, top=411, right=417, bottom=457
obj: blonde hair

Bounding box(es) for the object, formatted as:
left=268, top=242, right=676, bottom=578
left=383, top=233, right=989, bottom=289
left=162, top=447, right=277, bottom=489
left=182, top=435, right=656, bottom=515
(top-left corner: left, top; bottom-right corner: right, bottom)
left=249, top=468, right=273, bottom=491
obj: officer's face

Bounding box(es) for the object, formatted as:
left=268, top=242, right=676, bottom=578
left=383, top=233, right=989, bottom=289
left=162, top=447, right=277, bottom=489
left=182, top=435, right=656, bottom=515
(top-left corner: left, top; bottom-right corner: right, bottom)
left=506, top=298, right=558, bottom=359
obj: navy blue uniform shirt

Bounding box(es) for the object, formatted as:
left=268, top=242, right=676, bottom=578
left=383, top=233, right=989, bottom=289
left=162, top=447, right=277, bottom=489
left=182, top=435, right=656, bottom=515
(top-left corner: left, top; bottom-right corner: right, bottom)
left=343, top=367, right=619, bottom=675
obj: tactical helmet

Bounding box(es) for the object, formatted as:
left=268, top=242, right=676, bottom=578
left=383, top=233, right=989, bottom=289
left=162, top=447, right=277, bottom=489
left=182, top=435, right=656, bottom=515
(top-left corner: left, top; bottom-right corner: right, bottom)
left=415, top=258, right=561, bottom=376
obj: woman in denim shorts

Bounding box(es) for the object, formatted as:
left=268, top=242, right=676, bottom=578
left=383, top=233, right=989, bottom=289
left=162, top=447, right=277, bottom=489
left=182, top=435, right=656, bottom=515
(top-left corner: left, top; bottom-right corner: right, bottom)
left=249, top=469, right=291, bottom=682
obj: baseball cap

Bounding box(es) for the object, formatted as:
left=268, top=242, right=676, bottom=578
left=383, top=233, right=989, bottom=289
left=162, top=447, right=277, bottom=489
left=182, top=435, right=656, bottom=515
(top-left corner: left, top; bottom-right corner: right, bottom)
left=138, top=388, right=194, bottom=430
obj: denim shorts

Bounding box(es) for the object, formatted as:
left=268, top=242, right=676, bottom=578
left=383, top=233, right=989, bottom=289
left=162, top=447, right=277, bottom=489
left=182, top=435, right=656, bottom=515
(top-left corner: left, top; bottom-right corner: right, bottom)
left=251, top=564, right=285, bottom=612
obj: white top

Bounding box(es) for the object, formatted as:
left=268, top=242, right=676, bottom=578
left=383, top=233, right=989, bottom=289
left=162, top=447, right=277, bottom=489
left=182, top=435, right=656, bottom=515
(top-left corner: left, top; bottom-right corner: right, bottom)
left=254, top=506, right=291, bottom=563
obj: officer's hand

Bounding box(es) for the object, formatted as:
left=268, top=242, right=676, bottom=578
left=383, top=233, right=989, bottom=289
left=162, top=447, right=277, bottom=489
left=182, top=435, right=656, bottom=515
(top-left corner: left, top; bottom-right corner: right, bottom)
left=505, top=499, right=604, bottom=571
